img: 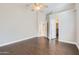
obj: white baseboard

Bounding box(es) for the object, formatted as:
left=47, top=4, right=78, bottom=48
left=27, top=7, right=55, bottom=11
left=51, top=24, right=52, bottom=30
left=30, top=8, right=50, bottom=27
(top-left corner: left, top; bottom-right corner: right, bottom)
left=0, top=36, right=37, bottom=47
left=59, top=40, right=76, bottom=45
left=59, top=40, right=79, bottom=50
left=75, top=43, right=79, bottom=50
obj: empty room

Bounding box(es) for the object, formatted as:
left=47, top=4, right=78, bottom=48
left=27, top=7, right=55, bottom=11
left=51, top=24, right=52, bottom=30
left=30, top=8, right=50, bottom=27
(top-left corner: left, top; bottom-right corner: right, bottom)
left=0, top=3, right=79, bottom=55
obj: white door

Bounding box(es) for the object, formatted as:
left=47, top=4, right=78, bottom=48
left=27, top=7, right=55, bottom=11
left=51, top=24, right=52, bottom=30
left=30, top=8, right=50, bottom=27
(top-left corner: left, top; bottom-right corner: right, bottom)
left=48, top=15, right=56, bottom=40
left=39, top=21, right=47, bottom=37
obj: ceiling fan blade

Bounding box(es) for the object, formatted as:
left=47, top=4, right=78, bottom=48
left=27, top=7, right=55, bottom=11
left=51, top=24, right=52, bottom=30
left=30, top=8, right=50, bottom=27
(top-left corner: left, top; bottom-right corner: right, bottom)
left=41, top=4, right=48, bottom=8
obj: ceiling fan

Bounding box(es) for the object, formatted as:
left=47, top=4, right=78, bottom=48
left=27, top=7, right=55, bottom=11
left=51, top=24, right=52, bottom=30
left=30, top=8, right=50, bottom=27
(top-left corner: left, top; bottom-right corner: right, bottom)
left=32, top=3, right=48, bottom=11
left=26, top=3, right=48, bottom=11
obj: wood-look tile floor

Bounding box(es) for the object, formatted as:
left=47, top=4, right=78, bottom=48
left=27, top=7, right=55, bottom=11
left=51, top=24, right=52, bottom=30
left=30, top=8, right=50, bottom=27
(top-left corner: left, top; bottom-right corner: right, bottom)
left=0, top=37, right=79, bottom=55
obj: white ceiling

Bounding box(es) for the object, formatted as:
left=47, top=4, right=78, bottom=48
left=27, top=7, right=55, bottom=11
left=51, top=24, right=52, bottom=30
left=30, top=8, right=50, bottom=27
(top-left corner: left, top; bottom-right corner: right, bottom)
left=42, top=3, right=75, bottom=14
left=0, top=3, right=75, bottom=14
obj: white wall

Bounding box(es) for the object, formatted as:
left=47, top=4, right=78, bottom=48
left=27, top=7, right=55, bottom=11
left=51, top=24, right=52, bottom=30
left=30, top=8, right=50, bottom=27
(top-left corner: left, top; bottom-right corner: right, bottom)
left=76, top=4, right=79, bottom=49
left=0, top=4, right=45, bottom=46
left=58, top=9, right=76, bottom=43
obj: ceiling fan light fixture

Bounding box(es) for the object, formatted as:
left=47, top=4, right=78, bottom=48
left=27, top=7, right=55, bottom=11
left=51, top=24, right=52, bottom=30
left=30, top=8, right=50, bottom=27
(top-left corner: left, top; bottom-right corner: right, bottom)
left=32, top=3, right=43, bottom=11
left=35, top=6, right=41, bottom=10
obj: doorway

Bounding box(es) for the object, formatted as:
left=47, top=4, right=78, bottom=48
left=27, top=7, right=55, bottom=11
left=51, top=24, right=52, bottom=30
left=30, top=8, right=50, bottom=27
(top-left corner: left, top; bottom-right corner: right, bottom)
left=47, top=15, right=59, bottom=41
left=56, top=16, right=59, bottom=41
